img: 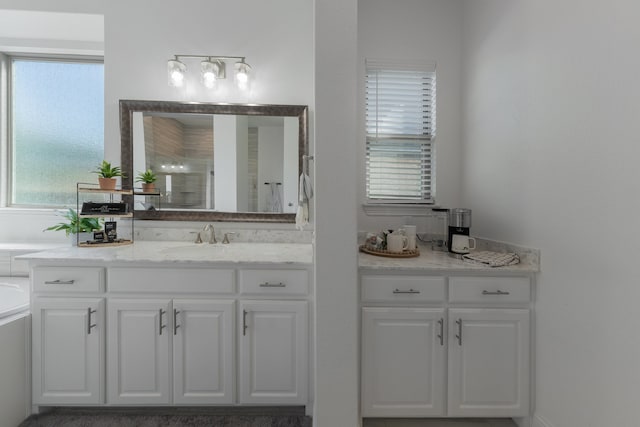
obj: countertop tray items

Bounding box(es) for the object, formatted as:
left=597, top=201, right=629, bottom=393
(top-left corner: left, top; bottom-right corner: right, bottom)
left=359, top=245, right=420, bottom=258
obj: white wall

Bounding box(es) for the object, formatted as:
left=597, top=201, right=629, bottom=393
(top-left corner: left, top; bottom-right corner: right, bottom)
left=357, top=0, right=463, bottom=234
left=461, top=1, right=640, bottom=426
left=314, top=0, right=360, bottom=425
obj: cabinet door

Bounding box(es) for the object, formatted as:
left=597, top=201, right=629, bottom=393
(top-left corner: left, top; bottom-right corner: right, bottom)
left=361, top=307, right=446, bottom=417
left=32, top=298, right=104, bottom=404
left=448, top=308, right=530, bottom=417
left=239, top=300, right=308, bottom=404
left=107, top=299, right=171, bottom=404
left=173, top=299, right=235, bottom=404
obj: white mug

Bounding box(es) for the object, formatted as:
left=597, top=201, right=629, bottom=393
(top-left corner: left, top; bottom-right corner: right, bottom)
left=402, top=225, right=417, bottom=250
left=387, top=233, right=409, bottom=253
left=451, top=234, right=476, bottom=254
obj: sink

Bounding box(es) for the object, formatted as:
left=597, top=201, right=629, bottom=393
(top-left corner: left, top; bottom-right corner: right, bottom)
left=158, top=243, right=226, bottom=258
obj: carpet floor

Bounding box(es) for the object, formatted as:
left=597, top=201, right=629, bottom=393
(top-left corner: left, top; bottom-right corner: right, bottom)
left=18, top=407, right=312, bottom=427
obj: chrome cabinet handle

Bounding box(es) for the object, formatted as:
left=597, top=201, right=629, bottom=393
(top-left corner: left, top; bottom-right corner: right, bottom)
left=87, top=308, right=97, bottom=334
left=243, top=310, right=248, bottom=336
left=173, top=309, right=180, bottom=335
left=159, top=309, right=166, bottom=335
left=482, top=290, right=510, bottom=296
left=44, top=279, right=75, bottom=285
left=259, top=282, right=286, bottom=288
left=437, top=318, right=444, bottom=346
left=455, top=319, right=462, bottom=346
left=393, top=288, right=421, bottom=294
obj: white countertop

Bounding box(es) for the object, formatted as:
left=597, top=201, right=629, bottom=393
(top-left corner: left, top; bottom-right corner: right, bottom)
left=17, top=240, right=537, bottom=273
left=359, top=244, right=539, bottom=273
left=0, top=243, right=64, bottom=253
left=19, top=241, right=313, bottom=266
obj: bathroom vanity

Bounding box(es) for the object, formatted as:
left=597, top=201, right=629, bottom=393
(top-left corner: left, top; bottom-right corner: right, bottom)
left=23, top=242, right=313, bottom=412
left=359, top=245, right=539, bottom=421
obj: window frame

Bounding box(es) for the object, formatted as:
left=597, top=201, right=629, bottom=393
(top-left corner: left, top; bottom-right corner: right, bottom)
left=364, top=58, right=436, bottom=208
left=2, top=53, right=104, bottom=209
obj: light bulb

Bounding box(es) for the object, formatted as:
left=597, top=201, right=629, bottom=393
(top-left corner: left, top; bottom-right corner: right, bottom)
left=235, top=61, right=251, bottom=89
left=167, top=59, right=186, bottom=87
left=202, top=72, right=216, bottom=88
left=201, top=59, right=221, bottom=89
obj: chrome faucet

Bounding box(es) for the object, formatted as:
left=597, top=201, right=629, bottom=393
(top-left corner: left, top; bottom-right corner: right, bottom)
left=222, top=232, right=236, bottom=244
left=202, top=224, right=217, bottom=244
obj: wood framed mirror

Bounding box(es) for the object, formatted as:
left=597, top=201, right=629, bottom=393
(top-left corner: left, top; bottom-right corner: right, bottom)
left=120, top=100, right=308, bottom=223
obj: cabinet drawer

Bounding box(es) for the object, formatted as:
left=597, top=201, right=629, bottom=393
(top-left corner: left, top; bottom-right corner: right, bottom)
left=108, top=267, right=235, bottom=293
left=449, top=276, right=530, bottom=304
left=33, top=267, right=104, bottom=292
left=361, top=276, right=446, bottom=303
left=239, top=269, right=309, bottom=296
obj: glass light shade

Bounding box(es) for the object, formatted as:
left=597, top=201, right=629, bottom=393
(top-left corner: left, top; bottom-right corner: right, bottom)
left=167, top=59, right=186, bottom=87
left=235, top=61, right=251, bottom=89
left=201, top=60, right=220, bottom=89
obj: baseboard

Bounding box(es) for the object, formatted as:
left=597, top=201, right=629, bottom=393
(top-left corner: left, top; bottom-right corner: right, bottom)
left=512, top=416, right=530, bottom=427
left=532, top=413, right=554, bottom=427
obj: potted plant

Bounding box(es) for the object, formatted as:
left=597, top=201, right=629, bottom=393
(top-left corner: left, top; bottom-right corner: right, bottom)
left=93, top=160, right=123, bottom=190
left=44, top=208, right=103, bottom=245
left=135, top=169, right=157, bottom=192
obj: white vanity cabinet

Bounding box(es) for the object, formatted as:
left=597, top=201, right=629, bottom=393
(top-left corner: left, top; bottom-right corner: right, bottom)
left=238, top=268, right=309, bottom=404
left=31, top=267, right=106, bottom=405
left=107, top=298, right=235, bottom=405
left=447, top=308, right=529, bottom=417
left=172, top=299, right=235, bottom=405
left=32, top=297, right=104, bottom=404
left=360, top=273, right=531, bottom=419
left=29, top=261, right=311, bottom=411
left=107, top=299, right=172, bottom=404
left=239, top=300, right=308, bottom=404
left=361, top=306, right=446, bottom=417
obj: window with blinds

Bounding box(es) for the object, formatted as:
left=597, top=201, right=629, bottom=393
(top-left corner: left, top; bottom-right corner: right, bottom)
left=365, top=59, right=436, bottom=203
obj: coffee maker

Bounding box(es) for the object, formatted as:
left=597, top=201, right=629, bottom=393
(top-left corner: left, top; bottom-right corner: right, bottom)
left=448, top=208, right=473, bottom=254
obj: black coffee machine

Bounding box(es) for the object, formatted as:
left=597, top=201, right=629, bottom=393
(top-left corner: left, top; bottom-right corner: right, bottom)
left=448, top=208, right=472, bottom=253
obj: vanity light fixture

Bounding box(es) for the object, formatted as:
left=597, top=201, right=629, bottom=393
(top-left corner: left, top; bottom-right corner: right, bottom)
left=167, top=54, right=252, bottom=90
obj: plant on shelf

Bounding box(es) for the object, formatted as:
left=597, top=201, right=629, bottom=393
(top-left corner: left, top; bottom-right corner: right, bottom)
left=44, top=208, right=103, bottom=238
left=135, top=169, right=157, bottom=192
left=92, top=160, right=123, bottom=190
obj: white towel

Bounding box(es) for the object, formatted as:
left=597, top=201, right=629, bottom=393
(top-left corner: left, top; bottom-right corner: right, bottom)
left=462, top=251, right=520, bottom=267
left=295, top=173, right=313, bottom=230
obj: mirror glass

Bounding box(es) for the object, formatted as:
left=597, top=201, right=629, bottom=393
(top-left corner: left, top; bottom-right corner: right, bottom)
left=120, top=100, right=308, bottom=223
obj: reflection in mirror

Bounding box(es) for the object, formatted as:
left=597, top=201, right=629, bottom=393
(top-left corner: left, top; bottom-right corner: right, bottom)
left=120, top=100, right=308, bottom=223
left=132, top=112, right=298, bottom=213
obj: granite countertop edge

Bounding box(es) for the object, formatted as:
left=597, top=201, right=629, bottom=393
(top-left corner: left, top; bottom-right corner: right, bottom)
left=17, top=241, right=313, bottom=266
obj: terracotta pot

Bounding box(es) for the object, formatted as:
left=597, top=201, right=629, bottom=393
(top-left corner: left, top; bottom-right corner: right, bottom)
left=98, top=177, right=117, bottom=190
left=141, top=182, right=156, bottom=193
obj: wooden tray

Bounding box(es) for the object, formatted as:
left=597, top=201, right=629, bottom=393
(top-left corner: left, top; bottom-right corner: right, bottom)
left=359, top=245, right=420, bottom=258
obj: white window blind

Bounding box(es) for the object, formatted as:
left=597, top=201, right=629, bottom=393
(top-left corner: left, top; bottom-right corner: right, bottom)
left=365, top=59, right=436, bottom=203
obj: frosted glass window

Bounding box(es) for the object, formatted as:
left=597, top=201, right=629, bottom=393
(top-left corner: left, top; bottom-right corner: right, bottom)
left=10, top=58, right=104, bottom=206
